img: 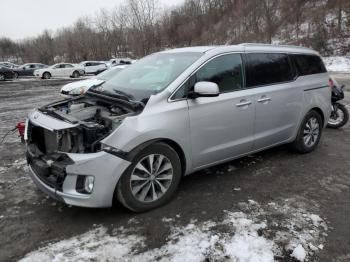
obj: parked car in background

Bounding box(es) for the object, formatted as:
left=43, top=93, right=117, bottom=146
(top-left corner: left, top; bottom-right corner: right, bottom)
left=60, top=65, right=128, bottom=97
left=34, top=63, right=84, bottom=79
left=0, top=66, right=16, bottom=81
left=0, top=62, right=19, bottom=69
left=13, top=63, right=47, bottom=78
left=26, top=44, right=331, bottom=211
left=79, top=61, right=107, bottom=75
left=107, top=58, right=132, bottom=68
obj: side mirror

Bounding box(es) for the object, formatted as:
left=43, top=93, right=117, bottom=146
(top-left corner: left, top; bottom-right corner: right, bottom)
left=191, top=81, right=219, bottom=98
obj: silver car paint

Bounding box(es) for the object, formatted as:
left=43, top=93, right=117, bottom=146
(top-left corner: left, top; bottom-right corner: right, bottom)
left=27, top=44, right=331, bottom=207
left=28, top=151, right=131, bottom=207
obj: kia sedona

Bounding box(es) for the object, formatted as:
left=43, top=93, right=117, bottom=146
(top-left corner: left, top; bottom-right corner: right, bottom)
left=25, top=44, right=331, bottom=212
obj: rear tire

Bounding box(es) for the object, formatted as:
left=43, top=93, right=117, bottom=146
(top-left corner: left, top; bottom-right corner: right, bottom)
left=292, top=110, right=323, bottom=154
left=0, top=73, right=5, bottom=81
left=116, top=142, right=182, bottom=212
left=327, top=104, right=349, bottom=129
left=72, top=71, right=80, bottom=78
left=43, top=72, right=51, bottom=79
left=13, top=72, right=19, bottom=79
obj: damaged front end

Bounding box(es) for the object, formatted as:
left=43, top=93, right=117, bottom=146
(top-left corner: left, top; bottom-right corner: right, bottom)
left=26, top=91, right=140, bottom=207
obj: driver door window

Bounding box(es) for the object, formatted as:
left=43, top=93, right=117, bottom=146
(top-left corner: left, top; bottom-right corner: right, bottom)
left=195, top=54, right=243, bottom=93
left=171, top=54, right=244, bottom=100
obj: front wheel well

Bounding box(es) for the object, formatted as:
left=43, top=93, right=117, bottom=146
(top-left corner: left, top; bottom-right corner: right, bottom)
left=126, top=139, right=187, bottom=176
left=158, top=139, right=186, bottom=176
left=310, top=107, right=325, bottom=126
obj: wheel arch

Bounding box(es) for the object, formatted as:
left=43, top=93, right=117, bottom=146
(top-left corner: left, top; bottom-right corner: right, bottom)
left=43, top=71, right=51, bottom=77
left=126, top=138, right=187, bottom=176
left=310, top=107, right=325, bottom=127
left=72, top=70, right=80, bottom=76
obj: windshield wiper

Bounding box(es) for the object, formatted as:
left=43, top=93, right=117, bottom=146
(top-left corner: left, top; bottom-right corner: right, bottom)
left=113, top=88, right=135, bottom=100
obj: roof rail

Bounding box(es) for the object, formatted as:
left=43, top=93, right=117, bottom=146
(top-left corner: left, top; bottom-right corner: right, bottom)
left=239, top=43, right=311, bottom=50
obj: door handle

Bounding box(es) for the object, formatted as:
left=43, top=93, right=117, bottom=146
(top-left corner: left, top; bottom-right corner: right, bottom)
left=257, top=96, right=271, bottom=103
left=236, top=100, right=252, bottom=107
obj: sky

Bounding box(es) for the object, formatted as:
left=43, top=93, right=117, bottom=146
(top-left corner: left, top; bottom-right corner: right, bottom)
left=0, top=0, right=184, bottom=40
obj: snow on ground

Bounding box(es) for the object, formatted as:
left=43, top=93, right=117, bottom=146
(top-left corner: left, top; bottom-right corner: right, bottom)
left=323, top=56, right=350, bottom=72
left=20, top=198, right=328, bottom=262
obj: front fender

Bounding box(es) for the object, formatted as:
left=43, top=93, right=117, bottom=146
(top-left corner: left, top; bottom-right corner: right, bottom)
left=101, top=100, right=193, bottom=173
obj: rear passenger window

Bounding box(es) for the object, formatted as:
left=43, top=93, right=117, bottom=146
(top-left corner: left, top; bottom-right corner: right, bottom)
left=246, top=53, right=294, bottom=87
left=195, top=54, right=243, bottom=93
left=291, top=54, right=327, bottom=76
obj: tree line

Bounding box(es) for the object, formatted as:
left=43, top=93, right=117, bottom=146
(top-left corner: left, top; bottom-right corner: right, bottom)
left=0, top=0, right=349, bottom=64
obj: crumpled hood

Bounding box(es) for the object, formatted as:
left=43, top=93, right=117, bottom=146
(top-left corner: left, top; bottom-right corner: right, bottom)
left=28, top=109, right=78, bottom=131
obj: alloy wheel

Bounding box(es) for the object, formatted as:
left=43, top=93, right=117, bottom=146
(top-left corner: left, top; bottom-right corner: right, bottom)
left=130, top=154, right=174, bottom=203
left=303, top=116, right=320, bottom=147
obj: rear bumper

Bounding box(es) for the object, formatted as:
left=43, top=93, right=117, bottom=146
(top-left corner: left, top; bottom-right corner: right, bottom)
left=27, top=149, right=131, bottom=208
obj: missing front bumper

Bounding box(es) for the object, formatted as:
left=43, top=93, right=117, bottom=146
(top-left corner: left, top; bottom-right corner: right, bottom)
left=27, top=146, right=132, bottom=208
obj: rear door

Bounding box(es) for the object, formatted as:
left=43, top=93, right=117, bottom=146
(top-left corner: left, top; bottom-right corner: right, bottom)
left=84, top=62, right=93, bottom=74
left=24, top=64, right=36, bottom=76
left=187, top=53, right=255, bottom=168
left=245, top=53, right=302, bottom=150
left=90, top=62, right=100, bottom=74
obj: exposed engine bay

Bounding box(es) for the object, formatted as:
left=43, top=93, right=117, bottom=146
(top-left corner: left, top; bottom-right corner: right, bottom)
left=27, top=92, right=142, bottom=154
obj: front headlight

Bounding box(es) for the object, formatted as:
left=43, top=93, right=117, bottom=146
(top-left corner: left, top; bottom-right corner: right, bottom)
left=70, top=87, right=86, bottom=95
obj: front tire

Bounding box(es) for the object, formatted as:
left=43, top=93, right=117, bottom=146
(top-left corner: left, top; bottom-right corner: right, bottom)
left=327, top=104, right=349, bottom=129
left=42, top=72, right=51, bottom=79
left=13, top=72, right=19, bottom=79
left=116, top=143, right=182, bottom=212
left=0, top=73, right=5, bottom=81
left=292, top=110, right=323, bottom=153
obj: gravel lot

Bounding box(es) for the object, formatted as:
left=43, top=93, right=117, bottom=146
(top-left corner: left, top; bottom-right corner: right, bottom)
left=0, top=76, right=350, bottom=261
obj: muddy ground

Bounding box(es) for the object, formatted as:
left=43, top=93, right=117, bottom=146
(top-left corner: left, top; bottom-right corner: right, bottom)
left=0, top=75, right=349, bottom=261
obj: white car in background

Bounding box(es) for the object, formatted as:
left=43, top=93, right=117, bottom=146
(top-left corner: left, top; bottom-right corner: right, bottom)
left=107, top=58, right=132, bottom=68
left=79, top=61, right=107, bottom=75
left=34, top=63, right=85, bottom=79
left=60, top=65, right=127, bottom=97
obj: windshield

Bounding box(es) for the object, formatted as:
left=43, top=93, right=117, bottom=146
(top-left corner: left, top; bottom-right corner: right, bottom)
left=101, top=52, right=202, bottom=102
left=97, top=67, right=124, bottom=81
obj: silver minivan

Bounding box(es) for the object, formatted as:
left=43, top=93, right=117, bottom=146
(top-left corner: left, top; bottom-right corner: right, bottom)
left=26, top=44, right=331, bottom=212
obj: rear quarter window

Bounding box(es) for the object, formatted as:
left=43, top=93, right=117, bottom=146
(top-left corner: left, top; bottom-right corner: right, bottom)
left=290, top=54, right=327, bottom=76
left=246, top=53, right=294, bottom=87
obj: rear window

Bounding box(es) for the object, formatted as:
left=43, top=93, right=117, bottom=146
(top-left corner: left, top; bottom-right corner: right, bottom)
left=291, top=54, right=327, bottom=76
left=246, top=53, right=294, bottom=87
